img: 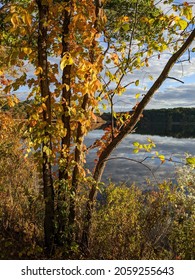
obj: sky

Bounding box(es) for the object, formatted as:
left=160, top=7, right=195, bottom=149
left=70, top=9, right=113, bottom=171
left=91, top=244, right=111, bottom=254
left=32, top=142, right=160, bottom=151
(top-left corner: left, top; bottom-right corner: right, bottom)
left=112, top=0, right=195, bottom=111
left=147, top=0, right=195, bottom=109
left=113, top=49, right=195, bottom=111
left=5, top=0, right=195, bottom=111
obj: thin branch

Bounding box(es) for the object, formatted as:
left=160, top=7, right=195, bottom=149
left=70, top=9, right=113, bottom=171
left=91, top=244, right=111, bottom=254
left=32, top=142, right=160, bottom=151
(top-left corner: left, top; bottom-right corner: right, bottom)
left=177, top=47, right=191, bottom=63
left=127, top=0, right=139, bottom=62
left=167, top=76, right=184, bottom=84
left=140, top=156, right=185, bottom=166
left=103, top=39, right=110, bottom=56
left=102, top=155, right=186, bottom=183
left=102, top=156, right=158, bottom=183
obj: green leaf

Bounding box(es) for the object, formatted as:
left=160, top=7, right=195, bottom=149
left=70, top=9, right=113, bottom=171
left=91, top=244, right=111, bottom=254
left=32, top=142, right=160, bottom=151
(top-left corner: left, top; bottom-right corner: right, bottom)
left=135, top=80, right=139, bottom=86
left=122, top=23, right=130, bottom=31
left=102, top=103, right=107, bottom=110
left=183, top=6, right=193, bottom=21
left=192, top=48, right=195, bottom=52
left=186, top=157, right=195, bottom=165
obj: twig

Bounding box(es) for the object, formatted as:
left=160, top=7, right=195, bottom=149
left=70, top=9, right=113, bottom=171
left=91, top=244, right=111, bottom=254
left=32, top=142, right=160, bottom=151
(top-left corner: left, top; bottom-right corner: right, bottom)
left=140, top=156, right=185, bottom=165
left=103, top=39, right=110, bottom=56
left=102, top=156, right=158, bottom=183
left=167, top=76, right=184, bottom=84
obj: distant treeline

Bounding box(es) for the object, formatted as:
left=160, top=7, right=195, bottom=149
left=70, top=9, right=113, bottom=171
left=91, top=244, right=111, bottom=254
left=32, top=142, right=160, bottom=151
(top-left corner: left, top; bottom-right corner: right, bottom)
left=100, top=107, right=195, bottom=138
left=2, top=101, right=195, bottom=138
left=136, top=108, right=195, bottom=138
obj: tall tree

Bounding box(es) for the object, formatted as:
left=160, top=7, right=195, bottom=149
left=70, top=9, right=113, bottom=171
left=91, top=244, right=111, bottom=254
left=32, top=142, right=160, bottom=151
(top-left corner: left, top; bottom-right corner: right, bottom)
left=36, top=0, right=54, bottom=255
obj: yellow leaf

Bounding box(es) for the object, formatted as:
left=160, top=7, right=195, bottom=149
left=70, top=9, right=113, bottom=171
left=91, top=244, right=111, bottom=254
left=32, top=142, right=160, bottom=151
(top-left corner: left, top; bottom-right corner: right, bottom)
left=25, top=13, right=32, bottom=26
left=42, top=103, right=47, bottom=111
left=178, top=19, right=188, bottom=30
left=135, top=93, right=140, bottom=99
left=63, top=83, right=70, bottom=91
left=133, top=142, right=140, bottom=147
left=7, top=96, right=15, bottom=107
left=121, top=16, right=129, bottom=22
left=13, top=94, right=19, bottom=104
left=10, top=6, right=16, bottom=13
left=102, top=103, right=107, bottom=110
left=11, top=13, right=19, bottom=29
left=141, top=17, right=149, bottom=23
left=161, top=44, right=167, bottom=51
left=60, top=52, right=74, bottom=70
left=135, top=80, right=139, bottom=86
left=34, top=67, right=43, bottom=75
left=22, top=47, right=32, bottom=55
left=137, top=56, right=141, bottom=64
left=158, top=155, right=165, bottom=162
left=91, top=112, right=97, bottom=122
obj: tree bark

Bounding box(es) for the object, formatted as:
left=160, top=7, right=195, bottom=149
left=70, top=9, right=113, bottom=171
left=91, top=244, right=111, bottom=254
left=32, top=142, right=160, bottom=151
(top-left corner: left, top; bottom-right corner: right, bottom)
left=59, top=1, right=71, bottom=182
left=80, top=0, right=103, bottom=251
left=36, top=0, right=54, bottom=256
left=56, top=0, right=72, bottom=246
left=82, top=27, right=195, bottom=251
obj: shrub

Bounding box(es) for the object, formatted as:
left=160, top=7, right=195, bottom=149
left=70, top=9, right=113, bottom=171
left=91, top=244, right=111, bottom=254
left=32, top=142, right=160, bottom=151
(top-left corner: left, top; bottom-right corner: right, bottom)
left=0, top=112, right=44, bottom=259
left=90, top=179, right=195, bottom=260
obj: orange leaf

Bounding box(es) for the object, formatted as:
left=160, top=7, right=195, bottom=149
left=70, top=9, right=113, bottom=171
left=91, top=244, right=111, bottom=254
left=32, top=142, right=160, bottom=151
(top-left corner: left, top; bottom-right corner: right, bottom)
left=91, top=112, right=97, bottom=122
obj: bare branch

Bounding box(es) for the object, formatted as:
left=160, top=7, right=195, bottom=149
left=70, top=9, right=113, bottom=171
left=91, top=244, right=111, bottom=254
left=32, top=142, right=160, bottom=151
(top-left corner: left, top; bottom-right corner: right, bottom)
left=167, top=76, right=184, bottom=84
left=103, top=39, right=110, bottom=56
left=140, top=156, right=184, bottom=166
left=102, top=156, right=158, bottom=183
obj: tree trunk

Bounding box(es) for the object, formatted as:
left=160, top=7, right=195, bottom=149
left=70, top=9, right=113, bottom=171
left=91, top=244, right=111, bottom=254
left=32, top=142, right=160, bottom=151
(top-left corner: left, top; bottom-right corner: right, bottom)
left=56, top=1, right=72, bottom=245
left=69, top=0, right=102, bottom=245
left=59, top=1, right=71, bottom=182
left=36, top=0, right=54, bottom=256
left=80, top=0, right=103, bottom=252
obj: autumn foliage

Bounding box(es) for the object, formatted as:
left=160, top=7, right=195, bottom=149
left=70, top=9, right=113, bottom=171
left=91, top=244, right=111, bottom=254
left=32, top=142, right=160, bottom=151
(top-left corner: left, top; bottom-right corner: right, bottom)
left=0, top=0, right=195, bottom=258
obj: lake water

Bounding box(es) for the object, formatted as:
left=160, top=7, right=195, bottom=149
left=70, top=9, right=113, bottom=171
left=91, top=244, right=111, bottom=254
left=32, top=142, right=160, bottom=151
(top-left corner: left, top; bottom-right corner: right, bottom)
left=84, top=129, right=195, bottom=186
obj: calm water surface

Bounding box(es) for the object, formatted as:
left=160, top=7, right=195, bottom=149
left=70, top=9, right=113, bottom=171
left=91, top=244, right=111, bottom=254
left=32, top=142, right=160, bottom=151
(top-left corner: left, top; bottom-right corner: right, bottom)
left=85, top=130, right=195, bottom=186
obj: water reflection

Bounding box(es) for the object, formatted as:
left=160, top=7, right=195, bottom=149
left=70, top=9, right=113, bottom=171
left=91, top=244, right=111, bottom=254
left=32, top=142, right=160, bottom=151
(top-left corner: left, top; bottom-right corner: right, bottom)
left=136, top=123, right=195, bottom=139
left=85, top=131, right=194, bottom=186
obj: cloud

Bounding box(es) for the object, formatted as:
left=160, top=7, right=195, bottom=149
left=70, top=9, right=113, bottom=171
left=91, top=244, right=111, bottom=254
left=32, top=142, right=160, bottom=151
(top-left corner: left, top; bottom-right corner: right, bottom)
left=111, top=80, right=195, bottom=111
left=150, top=83, right=195, bottom=108
left=112, top=46, right=195, bottom=110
